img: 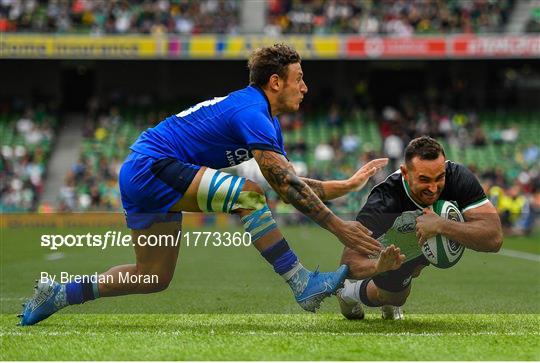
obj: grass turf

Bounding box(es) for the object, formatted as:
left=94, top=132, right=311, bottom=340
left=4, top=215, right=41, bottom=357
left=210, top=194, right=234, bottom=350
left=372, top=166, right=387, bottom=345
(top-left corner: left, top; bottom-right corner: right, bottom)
left=1, top=314, right=539, bottom=360
left=1, top=225, right=539, bottom=360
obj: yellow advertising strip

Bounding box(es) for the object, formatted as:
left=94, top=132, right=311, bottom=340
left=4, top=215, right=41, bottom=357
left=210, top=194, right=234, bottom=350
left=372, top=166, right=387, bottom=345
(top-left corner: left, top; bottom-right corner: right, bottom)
left=222, top=36, right=246, bottom=58
left=1, top=34, right=335, bottom=59
left=189, top=36, right=217, bottom=57
left=312, top=36, right=340, bottom=57
left=1, top=35, right=158, bottom=58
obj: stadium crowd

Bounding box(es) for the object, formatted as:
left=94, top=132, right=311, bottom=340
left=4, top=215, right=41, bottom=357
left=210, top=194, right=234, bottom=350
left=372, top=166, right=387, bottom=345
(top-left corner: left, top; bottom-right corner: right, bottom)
left=266, top=0, right=514, bottom=35
left=0, top=105, right=56, bottom=212
left=0, top=97, right=536, bottom=234
left=0, top=0, right=239, bottom=34
left=0, top=0, right=516, bottom=35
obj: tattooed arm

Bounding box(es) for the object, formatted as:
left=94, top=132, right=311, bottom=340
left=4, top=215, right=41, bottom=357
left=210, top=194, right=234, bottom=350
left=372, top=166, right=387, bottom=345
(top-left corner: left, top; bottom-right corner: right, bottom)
left=253, top=149, right=382, bottom=254
left=299, top=158, right=389, bottom=201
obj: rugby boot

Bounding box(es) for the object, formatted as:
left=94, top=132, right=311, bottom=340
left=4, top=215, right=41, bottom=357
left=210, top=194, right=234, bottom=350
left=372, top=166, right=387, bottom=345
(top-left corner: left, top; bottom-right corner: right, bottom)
left=381, top=305, right=404, bottom=320
left=18, top=278, right=67, bottom=326
left=291, top=264, right=349, bottom=313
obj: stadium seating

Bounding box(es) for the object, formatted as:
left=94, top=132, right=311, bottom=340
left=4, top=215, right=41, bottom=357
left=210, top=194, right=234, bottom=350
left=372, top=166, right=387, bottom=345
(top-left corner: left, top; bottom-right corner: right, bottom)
left=0, top=0, right=239, bottom=34
left=0, top=109, right=57, bottom=212
left=57, top=106, right=538, bottom=214
left=267, top=0, right=514, bottom=35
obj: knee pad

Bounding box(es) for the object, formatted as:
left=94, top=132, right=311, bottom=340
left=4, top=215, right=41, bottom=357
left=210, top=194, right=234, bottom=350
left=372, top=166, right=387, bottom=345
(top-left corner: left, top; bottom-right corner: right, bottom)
left=196, top=168, right=266, bottom=213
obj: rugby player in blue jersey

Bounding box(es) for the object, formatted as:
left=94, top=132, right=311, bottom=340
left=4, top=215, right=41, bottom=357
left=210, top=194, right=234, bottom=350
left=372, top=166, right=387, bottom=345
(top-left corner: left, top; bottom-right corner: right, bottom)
left=19, top=44, right=386, bottom=325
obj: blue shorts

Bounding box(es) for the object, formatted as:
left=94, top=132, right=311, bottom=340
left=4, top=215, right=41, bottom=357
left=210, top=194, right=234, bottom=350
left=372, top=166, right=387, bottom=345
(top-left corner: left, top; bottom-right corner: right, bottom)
left=119, top=152, right=200, bottom=230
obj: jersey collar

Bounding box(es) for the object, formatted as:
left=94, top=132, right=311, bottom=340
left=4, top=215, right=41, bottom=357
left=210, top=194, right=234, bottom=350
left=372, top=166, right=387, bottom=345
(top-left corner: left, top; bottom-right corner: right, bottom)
left=251, top=85, right=273, bottom=118
left=401, top=176, right=426, bottom=209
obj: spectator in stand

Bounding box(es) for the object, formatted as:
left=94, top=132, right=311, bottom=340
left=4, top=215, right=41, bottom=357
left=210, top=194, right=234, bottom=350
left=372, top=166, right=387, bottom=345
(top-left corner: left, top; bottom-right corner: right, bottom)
left=0, top=0, right=239, bottom=34
left=267, top=0, right=513, bottom=35
left=1, top=105, right=55, bottom=212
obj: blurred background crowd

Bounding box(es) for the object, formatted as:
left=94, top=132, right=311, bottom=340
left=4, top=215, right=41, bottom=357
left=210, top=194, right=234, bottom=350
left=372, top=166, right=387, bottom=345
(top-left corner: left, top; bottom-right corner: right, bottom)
left=1, top=0, right=539, bottom=235
left=266, top=0, right=514, bottom=35
left=1, top=95, right=537, bottom=236
left=2, top=0, right=540, bottom=35
left=0, top=0, right=240, bottom=34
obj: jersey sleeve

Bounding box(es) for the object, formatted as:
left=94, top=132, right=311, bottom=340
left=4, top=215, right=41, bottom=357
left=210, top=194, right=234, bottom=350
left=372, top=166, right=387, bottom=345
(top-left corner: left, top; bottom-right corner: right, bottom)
left=356, top=186, right=401, bottom=239
left=231, top=105, right=286, bottom=155
left=447, top=163, right=489, bottom=212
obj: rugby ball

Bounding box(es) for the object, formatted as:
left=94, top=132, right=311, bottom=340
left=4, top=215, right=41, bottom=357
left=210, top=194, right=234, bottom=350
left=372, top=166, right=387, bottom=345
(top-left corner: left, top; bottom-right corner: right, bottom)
left=421, top=200, right=465, bottom=269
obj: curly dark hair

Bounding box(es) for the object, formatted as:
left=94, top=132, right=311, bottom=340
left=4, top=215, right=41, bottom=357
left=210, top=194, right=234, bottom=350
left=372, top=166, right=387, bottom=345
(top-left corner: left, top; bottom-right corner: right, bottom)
left=404, top=136, right=446, bottom=166
left=248, top=43, right=301, bottom=87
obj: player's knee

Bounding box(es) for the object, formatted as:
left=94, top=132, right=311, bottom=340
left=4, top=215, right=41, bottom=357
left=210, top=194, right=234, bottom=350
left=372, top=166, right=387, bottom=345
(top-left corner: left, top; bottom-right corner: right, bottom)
left=242, top=180, right=265, bottom=196
left=340, top=247, right=355, bottom=265
left=378, top=291, right=409, bottom=306
left=135, top=268, right=174, bottom=293
left=196, top=168, right=265, bottom=214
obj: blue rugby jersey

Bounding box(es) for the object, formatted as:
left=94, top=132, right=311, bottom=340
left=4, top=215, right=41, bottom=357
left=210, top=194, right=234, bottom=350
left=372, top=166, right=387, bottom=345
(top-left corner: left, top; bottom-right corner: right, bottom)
left=130, top=85, right=287, bottom=169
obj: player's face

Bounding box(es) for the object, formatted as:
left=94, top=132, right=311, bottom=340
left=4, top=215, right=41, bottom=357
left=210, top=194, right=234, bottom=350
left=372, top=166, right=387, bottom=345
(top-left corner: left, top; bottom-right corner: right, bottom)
left=278, top=63, right=308, bottom=113
left=402, top=154, right=446, bottom=206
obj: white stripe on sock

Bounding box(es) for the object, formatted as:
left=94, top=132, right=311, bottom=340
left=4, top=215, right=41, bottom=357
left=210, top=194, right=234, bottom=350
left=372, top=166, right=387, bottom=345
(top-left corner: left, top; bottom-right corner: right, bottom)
left=281, top=262, right=303, bottom=281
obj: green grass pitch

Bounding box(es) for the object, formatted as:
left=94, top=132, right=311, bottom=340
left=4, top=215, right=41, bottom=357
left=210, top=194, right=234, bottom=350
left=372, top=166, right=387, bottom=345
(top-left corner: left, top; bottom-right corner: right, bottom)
left=1, top=225, right=539, bottom=360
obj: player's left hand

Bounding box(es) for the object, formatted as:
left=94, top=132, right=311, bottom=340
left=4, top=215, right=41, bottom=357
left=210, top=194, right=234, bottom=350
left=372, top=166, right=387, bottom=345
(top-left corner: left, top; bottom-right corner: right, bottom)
left=416, top=208, right=444, bottom=246
left=347, top=158, right=388, bottom=192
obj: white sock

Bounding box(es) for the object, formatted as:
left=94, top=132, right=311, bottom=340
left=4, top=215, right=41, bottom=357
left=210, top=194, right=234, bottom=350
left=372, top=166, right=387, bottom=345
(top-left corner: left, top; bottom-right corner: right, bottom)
left=281, top=261, right=304, bottom=281
left=340, top=279, right=362, bottom=304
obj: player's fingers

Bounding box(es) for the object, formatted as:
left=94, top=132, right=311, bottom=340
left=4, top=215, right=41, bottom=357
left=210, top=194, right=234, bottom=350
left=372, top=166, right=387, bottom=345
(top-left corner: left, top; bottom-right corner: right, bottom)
left=351, top=244, right=374, bottom=256
left=354, top=221, right=373, bottom=236
left=358, top=233, right=382, bottom=251
left=357, top=238, right=382, bottom=254
left=367, top=158, right=389, bottom=169
left=366, top=167, right=377, bottom=177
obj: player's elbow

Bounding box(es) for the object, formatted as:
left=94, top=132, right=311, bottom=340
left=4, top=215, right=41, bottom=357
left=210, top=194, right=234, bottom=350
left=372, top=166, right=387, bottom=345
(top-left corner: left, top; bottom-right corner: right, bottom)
left=275, top=173, right=299, bottom=203
left=490, top=233, right=503, bottom=253
left=480, top=231, right=503, bottom=253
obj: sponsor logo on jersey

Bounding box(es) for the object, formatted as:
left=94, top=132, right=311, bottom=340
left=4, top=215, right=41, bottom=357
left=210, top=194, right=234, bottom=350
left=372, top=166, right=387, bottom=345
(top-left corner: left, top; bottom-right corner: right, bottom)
left=397, top=222, right=415, bottom=233
left=226, top=148, right=250, bottom=166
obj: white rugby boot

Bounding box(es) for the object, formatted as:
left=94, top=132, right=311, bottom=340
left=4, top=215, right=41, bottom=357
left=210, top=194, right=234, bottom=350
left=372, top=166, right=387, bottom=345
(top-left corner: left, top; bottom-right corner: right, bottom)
left=381, top=305, right=404, bottom=320
left=336, top=279, right=365, bottom=320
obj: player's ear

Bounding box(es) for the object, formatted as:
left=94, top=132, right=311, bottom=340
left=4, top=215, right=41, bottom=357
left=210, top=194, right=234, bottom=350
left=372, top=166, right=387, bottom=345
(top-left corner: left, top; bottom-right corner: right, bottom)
left=400, top=164, right=408, bottom=179
left=267, top=74, right=281, bottom=92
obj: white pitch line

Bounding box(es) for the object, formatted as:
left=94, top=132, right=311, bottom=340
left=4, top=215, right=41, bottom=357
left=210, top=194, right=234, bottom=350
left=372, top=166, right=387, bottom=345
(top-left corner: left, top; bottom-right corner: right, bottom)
left=1, top=331, right=538, bottom=337
left=498, top=249, right=540, bottom=262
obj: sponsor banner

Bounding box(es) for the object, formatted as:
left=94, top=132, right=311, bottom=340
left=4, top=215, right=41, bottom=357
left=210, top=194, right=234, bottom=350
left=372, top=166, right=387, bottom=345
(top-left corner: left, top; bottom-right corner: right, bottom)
left=2, top=34, right=540, bottom=59
left=346, top=36, right=446, bottom=58
left=168, top=35, right=313, bottom=58
left=311, top=36, right=340, bottom=58
left=452, top=36, right=540, bottom=57
left=1, top=35, right=160, bottom=58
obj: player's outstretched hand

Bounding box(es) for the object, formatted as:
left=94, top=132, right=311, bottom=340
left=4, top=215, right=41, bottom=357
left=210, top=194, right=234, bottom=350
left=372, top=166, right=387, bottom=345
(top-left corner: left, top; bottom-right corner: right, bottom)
left=347, top=158, right=389, bottom=192
left=375, top=244, right=406, bottom=274
left=332, top=219, right=383, bottom=255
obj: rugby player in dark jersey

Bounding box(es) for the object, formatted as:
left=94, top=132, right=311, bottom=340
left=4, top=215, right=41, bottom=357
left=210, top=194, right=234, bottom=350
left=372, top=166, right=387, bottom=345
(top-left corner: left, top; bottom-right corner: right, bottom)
left=337, top=136, right=503, bottom=319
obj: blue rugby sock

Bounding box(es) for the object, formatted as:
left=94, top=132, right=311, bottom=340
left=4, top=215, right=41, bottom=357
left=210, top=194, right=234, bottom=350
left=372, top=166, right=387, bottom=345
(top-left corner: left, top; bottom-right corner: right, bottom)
left=65, top=278, right=100, bottom=305
left=261, top=239, right=309, bottom=296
